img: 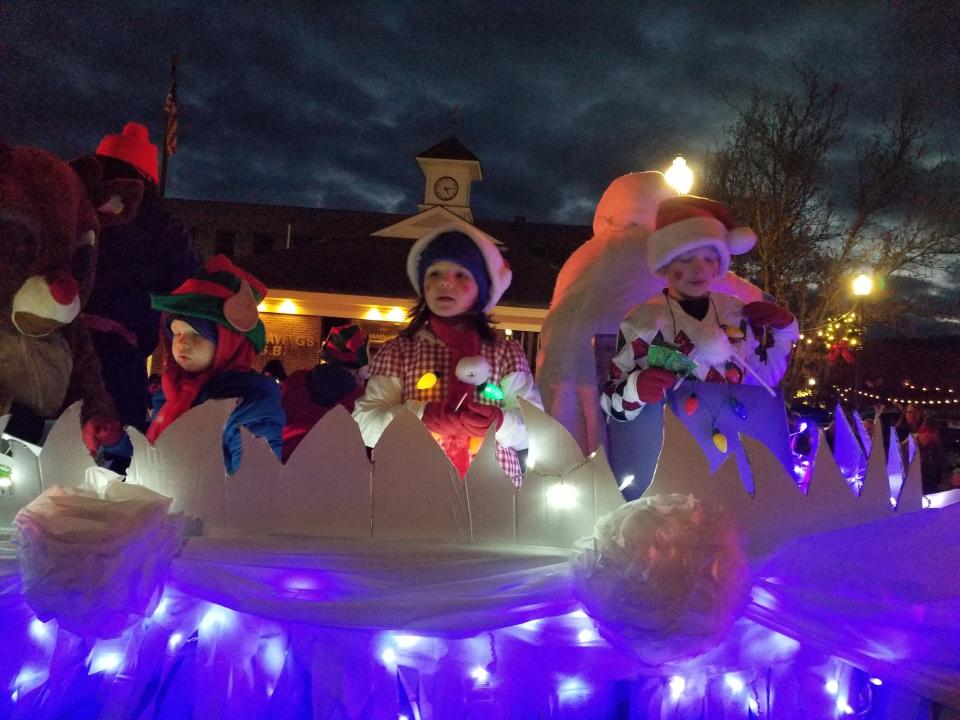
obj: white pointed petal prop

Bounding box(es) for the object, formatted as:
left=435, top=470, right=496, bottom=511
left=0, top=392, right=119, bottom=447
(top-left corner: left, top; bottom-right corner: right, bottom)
left=371, top=408, right=467, bottom=542
left=223, top=428, right=285, bottom=535
left=127, top=400, right=233, bottom=534
left=465, top=423, right=515, bottom=543
left=38, top=402, right=96, bottom=490
left=281, top=405, right=372, bottom=537
left=852, top=410, right=872, bottom=456
left=518, top=397, right=585, bottom=478
left=0, top=414, right=8, bottom=437
left=590, top=446, right=626, bottom=517
left=886, top=426, right=907, bottom=507
left=646, top=407, right=712, bottom=498
left=832, top=404, right=867, bottom=494
left=0, top=437, right=43, bottom=526
left=253, top=405, right=371, bottom=538
left=902, top=443, right=924, bottom=511
left=517, top=398, right=623, bottom=546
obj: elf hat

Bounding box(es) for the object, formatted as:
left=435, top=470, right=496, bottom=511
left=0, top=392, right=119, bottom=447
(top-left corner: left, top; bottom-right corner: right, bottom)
left=320, top=323, right=369, bottom=368
left=95, top=122, right=159, bottom=184
left=646, top=195, right=757, bottom=276
left=406, top=223, right=512, bottom=313
left=151, top=254, right=268, bottom=351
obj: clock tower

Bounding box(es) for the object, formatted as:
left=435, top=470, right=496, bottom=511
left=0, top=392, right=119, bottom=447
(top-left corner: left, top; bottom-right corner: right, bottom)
left=415, top=135, right=482, bottom=223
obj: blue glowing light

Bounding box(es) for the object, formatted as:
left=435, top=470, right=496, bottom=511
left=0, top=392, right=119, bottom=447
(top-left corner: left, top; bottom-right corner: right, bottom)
left=167, top=632, right=184, bottom=652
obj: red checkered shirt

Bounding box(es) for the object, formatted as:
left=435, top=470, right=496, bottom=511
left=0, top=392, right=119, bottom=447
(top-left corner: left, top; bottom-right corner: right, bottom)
left=369, top=330, right=532, bottom=480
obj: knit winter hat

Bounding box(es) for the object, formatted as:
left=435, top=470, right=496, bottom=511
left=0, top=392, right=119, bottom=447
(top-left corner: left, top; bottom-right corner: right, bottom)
left=646, top=196, right=757, bottom=276
left=151, top=254, right=268, bottom=351
left=407, top=223, right=512, bottom=313
left=320, top=323, right=369, bottom=368
left=95, top=122, right=159, bottom=185
left=164, top=315, right=219, bottom=345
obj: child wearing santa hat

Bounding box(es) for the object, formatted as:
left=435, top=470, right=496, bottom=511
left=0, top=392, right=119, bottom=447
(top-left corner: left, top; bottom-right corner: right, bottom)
left=148, top=255, right=284, bottom=473
left=602, top=195, right=798, bottom=423
left=353, top=223, right=542, bottom=481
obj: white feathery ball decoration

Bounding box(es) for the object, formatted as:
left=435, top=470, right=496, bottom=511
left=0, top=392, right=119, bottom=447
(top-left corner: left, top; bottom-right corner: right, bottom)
left=455, top=356, right=491, bottom=386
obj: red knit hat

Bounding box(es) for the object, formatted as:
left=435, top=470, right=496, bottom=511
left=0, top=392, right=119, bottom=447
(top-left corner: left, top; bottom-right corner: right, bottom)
left=646, top=196, right=757, bottom=276
left=95, top=122, right=159, bottom=184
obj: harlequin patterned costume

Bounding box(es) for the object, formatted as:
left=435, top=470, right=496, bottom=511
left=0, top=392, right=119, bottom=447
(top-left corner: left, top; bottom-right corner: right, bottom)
left=601, top=291, right=798, bottom=422
left=354, top=328, right=539, bottom=481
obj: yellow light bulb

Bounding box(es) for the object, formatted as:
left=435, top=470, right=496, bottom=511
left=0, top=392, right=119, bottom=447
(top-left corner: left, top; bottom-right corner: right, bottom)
left=416, top=372, right=438, bottom=390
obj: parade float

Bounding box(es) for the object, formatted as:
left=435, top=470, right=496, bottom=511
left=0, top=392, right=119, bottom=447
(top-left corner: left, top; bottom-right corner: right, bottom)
left=1, top=386, right=958, bottom=720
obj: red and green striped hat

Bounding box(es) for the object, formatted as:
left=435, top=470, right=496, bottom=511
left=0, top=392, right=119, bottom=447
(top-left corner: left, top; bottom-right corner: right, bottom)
left=151, top=254, right=268, bottom=352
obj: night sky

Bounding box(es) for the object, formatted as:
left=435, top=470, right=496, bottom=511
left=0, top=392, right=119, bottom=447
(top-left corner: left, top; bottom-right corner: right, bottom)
left=3, top=2, right=958, bottom=226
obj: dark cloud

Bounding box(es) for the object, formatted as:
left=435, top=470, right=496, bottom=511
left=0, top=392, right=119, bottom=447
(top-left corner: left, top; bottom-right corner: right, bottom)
left=3, top=1, right=958, bottom=225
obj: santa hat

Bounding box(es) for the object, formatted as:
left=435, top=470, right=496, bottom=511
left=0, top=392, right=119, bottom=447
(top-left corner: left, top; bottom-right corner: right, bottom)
left=321, top=323, right=369, bottom=368
left=406, top=223, right=512, bottom=313
left=646, top=196, right=757, bottom=276
left=151, top=255, right=268, bottom=351
left=95, top=122, right=159, bottom=184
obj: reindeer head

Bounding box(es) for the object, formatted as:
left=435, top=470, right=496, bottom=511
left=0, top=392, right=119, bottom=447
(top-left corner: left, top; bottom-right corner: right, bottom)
left=0, top=142, right=143, bottom=336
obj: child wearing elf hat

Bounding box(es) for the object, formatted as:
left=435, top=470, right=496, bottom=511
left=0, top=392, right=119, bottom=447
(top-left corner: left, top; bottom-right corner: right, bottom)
left=147, top=255, right=284, bottom=473
left=280, top=323, right=370, bottom=462
left=353, top=223, right=542, bottom=481
left=601, top=195, right=799, bottom=423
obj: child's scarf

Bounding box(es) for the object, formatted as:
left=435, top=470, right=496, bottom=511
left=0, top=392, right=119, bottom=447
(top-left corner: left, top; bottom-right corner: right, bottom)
left=146, top=325, right=254, bottom=444
left=428, top=314, right=481, bottom=478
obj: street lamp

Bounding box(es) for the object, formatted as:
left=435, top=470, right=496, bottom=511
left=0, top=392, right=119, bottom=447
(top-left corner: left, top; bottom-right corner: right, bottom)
left=664, top=156, right=694, bottom=195
left=851, top=272, right=874, bottom=297
left=850, top=271, right=875, bottom=409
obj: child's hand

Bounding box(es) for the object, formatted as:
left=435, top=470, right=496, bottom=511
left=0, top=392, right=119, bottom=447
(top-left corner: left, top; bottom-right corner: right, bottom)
left=82, top=415, right=122, bottom=457
left=742, top=302, right=795, bottom=330
left=421, top=401, right=465, bottom=436
left=631, top=368, right=676, bottom=404
left=460, top=401, right=503, bottom=438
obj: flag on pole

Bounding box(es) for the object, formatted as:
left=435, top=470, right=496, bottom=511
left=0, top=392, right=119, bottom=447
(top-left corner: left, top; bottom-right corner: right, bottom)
left=164, top=57, right=179, bottom=156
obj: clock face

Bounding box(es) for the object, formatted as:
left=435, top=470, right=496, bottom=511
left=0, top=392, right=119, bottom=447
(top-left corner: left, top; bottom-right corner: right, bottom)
left=434, top=176, right=459, bottom=201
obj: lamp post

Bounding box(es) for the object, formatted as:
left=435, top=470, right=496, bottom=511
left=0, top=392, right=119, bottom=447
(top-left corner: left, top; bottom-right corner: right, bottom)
left=850, top=271, right=874, bottom=409
left=664, top=156, right=694, bottom=195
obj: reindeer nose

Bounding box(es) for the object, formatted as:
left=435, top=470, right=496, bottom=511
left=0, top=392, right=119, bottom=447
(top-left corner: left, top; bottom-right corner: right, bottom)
left=48, top=272, right=79, bottom=306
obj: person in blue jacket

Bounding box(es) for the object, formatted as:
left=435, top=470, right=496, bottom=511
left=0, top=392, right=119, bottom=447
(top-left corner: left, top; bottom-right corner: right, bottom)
left=147, top=255, right=284, bottom=473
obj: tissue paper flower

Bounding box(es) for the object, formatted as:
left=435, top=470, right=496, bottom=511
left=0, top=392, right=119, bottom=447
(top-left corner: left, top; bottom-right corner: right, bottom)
left=14, top=482, right=184, bottom=638
left=571, top=493, right=750, bottom=664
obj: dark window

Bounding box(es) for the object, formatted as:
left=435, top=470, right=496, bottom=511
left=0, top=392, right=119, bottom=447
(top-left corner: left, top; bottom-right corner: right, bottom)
left=215, top=230, right=236, bottom=256
left=253, top=233, right=275, bottom=254
left=291, top=234, right=316, bottom=249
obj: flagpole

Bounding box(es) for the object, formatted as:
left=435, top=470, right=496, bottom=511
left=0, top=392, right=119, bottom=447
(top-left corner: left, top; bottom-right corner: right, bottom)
left=159, top=54, right=178, bottom=197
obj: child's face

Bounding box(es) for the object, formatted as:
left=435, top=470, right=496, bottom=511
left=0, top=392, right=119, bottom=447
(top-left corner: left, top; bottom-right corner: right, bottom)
left=663, top=246, right=721, bottom=300
left=170, top=318, right=216, bottom=373
left=423, top=260, right=479, bottom=317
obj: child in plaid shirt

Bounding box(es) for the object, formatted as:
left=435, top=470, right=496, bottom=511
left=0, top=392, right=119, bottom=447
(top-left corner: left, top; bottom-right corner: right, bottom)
left=353, top=224, right=542, bottom=481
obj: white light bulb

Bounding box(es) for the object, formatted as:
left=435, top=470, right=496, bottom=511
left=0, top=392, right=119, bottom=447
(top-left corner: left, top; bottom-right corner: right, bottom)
left=725, top=675, right=744, bottom=694
left=577, top=628, right=597, bottom=644
left=825, top=678, right=840, bottom=695
left=546, top=483, right=579, bottom=510
left=618, top=474, right=634, bottom=491
left=470, top=666, right=490, bottom=683
left=668, top=676, right=685, bottom=700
